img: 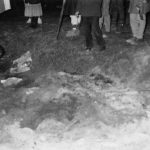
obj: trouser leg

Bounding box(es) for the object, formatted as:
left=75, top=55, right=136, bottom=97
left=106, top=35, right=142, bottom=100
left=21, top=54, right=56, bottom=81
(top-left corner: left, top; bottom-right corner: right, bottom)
left=103, top=0, right=111, bottom=32
left=130, top=14, right=140, bottom=38
left=92, top=17, right=105, bottom=48
left=110, top=0, right=118, bottom=24
left=104, top=15, right=111, bottom=32
left=81, top=17, right=93, bottom=49
left=137, top=14, right=146, bottom=39
left=117, top=0, right=125, bottom=25
left=31, top=17, right=38, bottom=28
left=130, top=13, right=140, bottom=38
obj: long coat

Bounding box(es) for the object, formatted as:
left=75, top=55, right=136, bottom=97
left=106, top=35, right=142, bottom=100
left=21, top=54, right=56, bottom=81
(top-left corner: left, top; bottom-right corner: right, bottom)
left=64, top=0, right=78, bottom=15
left=76, top=0, right=103, bottom=17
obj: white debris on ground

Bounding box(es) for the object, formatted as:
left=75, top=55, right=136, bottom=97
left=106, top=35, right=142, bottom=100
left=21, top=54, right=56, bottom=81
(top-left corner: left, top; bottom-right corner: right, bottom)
left=0, top=67, right=149, bottom=150
left=10, top=51, right=32, bottom=74
left=0, top=51, right=32, bottom=87
left=1, top=77, right=23, bottom=87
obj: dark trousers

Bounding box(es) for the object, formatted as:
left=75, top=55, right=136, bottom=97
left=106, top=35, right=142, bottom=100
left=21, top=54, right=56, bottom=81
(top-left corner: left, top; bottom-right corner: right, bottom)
left=80, top=16, right=105, bottom=49
left=30, top=17, right=38, bottom=28
left=110, top=0, right=125, bottom=25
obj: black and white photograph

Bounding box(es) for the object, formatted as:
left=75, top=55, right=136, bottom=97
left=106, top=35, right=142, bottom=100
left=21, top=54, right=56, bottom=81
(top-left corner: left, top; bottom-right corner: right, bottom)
left=0, top=0, right=150, bottom=149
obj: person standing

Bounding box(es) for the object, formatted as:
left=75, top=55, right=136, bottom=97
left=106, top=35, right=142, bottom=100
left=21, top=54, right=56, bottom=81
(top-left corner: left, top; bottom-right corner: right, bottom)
left=24, top=0, right=43, bottom=28
left=126, top=0, right=150, bottom=45
left=76, top=0, right=106, bottom=52
left=99, top=0, right=111, bottom=38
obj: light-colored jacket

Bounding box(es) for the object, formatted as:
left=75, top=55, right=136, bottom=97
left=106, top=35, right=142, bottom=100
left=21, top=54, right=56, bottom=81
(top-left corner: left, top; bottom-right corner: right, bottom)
left=129, top=0, right=150, bottom=14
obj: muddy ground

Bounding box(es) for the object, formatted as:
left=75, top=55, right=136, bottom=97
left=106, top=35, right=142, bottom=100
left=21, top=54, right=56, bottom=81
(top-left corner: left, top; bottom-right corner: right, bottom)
left=0, top=10, right=150, bottom=150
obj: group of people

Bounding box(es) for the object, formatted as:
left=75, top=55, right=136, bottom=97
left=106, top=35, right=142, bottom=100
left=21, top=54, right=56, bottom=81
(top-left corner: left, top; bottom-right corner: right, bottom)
left=65, top=0, right=150, bottom=52
left=0, top=0, right=150, bottom=56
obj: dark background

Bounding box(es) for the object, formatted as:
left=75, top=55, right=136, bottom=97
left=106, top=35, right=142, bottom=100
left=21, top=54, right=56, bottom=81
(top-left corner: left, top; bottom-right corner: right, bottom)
left=0, top=0, right=149, bottom=26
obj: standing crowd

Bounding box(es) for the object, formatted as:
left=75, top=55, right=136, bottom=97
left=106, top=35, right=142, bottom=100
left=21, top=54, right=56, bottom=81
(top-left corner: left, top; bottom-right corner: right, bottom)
left=0, top=0, right=150, bottom=56
left=65, top=0, right=150, bottom=52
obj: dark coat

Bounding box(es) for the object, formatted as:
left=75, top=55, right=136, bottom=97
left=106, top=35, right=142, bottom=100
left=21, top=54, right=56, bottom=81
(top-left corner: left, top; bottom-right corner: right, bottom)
left=25, top=0, right=41, bottom=4
left=76, top=0, right=103, bottom=17
left=64, top=0, right=78, bottom=15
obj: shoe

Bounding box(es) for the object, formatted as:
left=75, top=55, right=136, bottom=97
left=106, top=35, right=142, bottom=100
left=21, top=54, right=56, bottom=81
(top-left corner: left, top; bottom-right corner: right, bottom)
left=26, top=18, right=31, bottom=24
left=126, top=37, right=138, bottom=45
left=38, top=17, right=42, bottom=24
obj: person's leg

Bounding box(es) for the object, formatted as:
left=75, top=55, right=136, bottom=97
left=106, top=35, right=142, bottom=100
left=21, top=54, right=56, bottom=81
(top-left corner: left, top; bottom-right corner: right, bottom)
left=38, top=17, right=42, bottom=24
left=126, top=13, right=138, bottom=45
left=30, top=17, right=38, bottom=28
left=104, top=15, right=111, bottom=32
left=130, top=13, right=139, bottom=38
left=116, top=0, right=125, bottom=32
left=99, top=17, right=104, bottom=29
left=27, top=17, right=31, bottom=24
left=37, top=3, right=43, bottom=25
left=117, top=0, right=125, bottom=25
left=136, top=14, right=146, bottom=40
left=110, top=0, right=118, bottom=25
left=24, top=3, right=31, bottom=24
left=124, top=0, right=130, bottom=25
left=103, top=0, right=111, bottom=32
left=92, top=17, right=106, bottom=50
left=80, top=17, right=93, bottom=50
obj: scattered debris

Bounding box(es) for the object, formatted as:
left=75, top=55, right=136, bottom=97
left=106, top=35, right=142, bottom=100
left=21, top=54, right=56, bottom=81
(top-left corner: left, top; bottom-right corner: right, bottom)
left=25, top=87, right=40, bottom=95
left=1, top=77, right=23, bottom=87
left=10, top=51, right=32, bottom=74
